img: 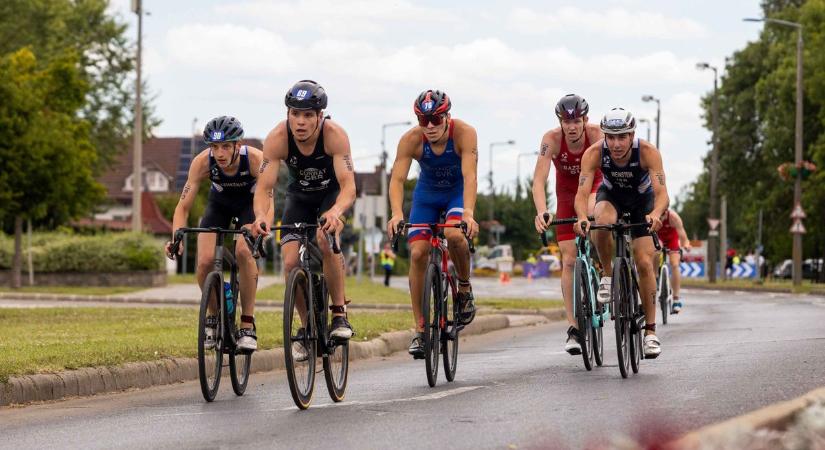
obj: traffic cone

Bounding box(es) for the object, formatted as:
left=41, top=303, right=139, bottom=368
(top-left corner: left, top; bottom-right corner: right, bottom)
left=527, top=270, right=533, bottom=282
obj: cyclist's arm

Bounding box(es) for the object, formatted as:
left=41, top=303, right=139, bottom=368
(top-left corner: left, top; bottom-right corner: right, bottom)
left=389, top=131, right=416, bottom=222
left=326, top=122, right=356, bottom=218
left=574, top=142, right=600, bottom=221
left=532, top=129, right=561, bottom=215
left=670, top=211, right=691, bottom=249
left=641, top=141, right=670, bottom=219
left=254, top=124, right=287, bottom=227
left=248, top=147, right=276, bottom=228
left=455, top=120, right=478, bottom=219
left=171, top=150, right=208, bottom=238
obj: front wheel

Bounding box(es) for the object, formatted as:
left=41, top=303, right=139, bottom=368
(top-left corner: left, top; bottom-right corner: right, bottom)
left=574, top=259, right=593, bottom=371
left=422, top=263, right=441, bottom=387
left=591, top=267, right=605, bottom=367
left=284, top=268, right=317, bottom=409
left=198, top=272, right=223, bottom=402
left=659, top=265, right=670, bottom=325
left=612, top=258, right=631, bottom=379
left=322, top=277, right=349, bottom=402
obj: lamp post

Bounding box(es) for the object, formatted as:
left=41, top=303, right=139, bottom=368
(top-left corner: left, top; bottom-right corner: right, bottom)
left=745, top=17, right=805, bottom=286
left=638, top=118, right=652, bottom=142
left=641, top=95, right=661, bottom=150
left=696, top=61, right=721, bottom=282
left=488, top=140, right=515, bottom=223
left=516, top=151, right=539, bottom=199
left=380, top=121, right=411, bottom=228
left=131, top=0, right=144, bottom=232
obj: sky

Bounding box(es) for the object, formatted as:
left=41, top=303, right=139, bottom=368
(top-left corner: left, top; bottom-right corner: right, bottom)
left=110, top=0, right=766, bottom=203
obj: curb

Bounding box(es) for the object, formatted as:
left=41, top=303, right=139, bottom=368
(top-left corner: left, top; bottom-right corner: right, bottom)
left=681, top=283, right=825, bottom=296
left=670, top=386, right=825, bottom=449
left=0, top=314, right=549, bottom=407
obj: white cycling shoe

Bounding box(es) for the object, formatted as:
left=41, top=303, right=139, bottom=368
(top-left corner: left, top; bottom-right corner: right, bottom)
left=643, top=334, right=661, bottom=359
left=597, top=277, right=612, bottom=304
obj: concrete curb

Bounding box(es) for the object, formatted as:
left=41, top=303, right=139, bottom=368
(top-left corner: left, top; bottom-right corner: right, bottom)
left=670, top=386, right=825, bottom=449
left=0, top=313, right=550, bottom=407
left=681, top=283, right=825, bottom=296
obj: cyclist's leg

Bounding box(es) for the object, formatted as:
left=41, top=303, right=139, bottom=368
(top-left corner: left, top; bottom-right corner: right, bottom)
left=408, top=193, right=439, bottom=334
left=236, top=205, right=259, bottom=330
left=442, top=190, right=475, bottom=324
left=555, top=194, right=578, bottom=329
left=628, top=192, right=658, bottom=339
left=593, top=188, right=618, bottom=302
left=317, top=189, right=354, bottom=339
left=669, top=249, right=682, bottom=310
left=281, top=192, right=314, bottom=326
left=197, top=202, right=227, bottom=313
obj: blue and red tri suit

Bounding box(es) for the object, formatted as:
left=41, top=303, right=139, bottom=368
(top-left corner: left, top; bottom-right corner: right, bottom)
left=408, top=120, right=464, bottom=243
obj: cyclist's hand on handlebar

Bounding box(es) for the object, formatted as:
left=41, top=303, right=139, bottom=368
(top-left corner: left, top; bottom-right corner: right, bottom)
left=535, top=211, right=552, bottom=233
left=320, top=209, right=343, bottom=234
left=462, top=211, right=479, bottom=239
left=645, top=213, right=663, bottom=233
left=387, top=214, right=404, bottom=239
left=574, top=218, right=589, bottom=237
left=164, top=240, right=180, bottom=259
left=251, top=218, right=269, bottom=238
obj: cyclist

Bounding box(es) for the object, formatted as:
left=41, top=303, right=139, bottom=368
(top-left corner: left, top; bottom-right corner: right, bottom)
left=532, top=94, right=603, bottom=355
left=574, top=108, right=670, bottom=358
left=251, top=80, right=357, bottom=360
left=165, top=116, right=268, bottom=352
left=386, top=89, right=479, bottom=358
left=657, top=209, right=691, bottom=313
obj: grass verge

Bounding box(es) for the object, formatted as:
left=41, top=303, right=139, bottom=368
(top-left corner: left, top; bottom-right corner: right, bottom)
left=0, top=307, right=413, bottom=382
left=0, top=286, right=143, bottom=296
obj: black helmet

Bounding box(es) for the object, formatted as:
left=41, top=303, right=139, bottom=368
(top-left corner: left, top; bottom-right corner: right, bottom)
left=413, top=89, right=451, bottom=116
left=285, top=80, right=327, bottom=110
left=555, top=94, right=589, bottom=120
left=600, top=108, right=637, bottom=134
left=203, top=116, right=244, bottom=143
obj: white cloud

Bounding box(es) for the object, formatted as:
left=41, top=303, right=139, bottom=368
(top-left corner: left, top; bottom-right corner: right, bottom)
left=507, top=6, right=708, bottom=39
left=214, top=0, right=458, bottom=36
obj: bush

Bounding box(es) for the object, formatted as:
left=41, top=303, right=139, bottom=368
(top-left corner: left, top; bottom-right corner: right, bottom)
left=0, top=232, right=164, bottom=272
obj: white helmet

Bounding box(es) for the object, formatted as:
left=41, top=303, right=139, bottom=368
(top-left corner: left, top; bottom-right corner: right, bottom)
left=600, top=108, right=636, bottom=134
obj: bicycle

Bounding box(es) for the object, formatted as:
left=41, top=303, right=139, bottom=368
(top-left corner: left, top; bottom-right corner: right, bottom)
left=656, top=247, right=681, bottom=324
left=169, top=221, right=265, bottom=402
left=585, top=214, right=660, bottom=378
left=273, top=219, right=349, bottom=410
left=539, top=214, right=607, bottom=371
left=392, top=220, right=474, bottom=387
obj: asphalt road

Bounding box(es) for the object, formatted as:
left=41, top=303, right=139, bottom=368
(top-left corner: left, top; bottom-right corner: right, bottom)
left=3, top=289, right=825, bottom=449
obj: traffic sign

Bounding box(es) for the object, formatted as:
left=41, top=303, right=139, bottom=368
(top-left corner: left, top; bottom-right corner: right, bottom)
left=790, top=220, right=806, bottom=234
left=707, top=218, right=720, bottom=230
left=791, top=204, right=806, bottom=220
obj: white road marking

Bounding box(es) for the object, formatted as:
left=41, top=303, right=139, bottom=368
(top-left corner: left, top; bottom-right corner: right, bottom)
left=280, top=385, right=485, bottom=410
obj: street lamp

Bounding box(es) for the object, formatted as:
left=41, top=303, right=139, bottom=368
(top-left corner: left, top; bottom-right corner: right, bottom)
left=696, top=61, right=721, bottom=282
left=131, top=0, right=144, bottom=232
left=379, top=121, right=411, bottom=227
left=745, top=17, right=805, bottom=286
left=641, top=95, right=661, bottom=150
left=516, top=151, right=539, bottom=198
left=638, top=118, right=652, bottom=142
left=488, top=140, right=516, bottom=223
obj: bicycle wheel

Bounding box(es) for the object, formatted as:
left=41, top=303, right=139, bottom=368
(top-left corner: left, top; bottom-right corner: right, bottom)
left=323, top=278, right=350, bottom=402
left=574, top=259, right=593, bottom=371
left=590, top=267, right=604, bottom=367
left=422, top=263, right=441, bottom=387
left=659, top=265, right=670, bottom=325
left=442, top=265, right=459, bottom=382
left=284, top=267, right=317, bottom=409
left=198, top=272, right=223, bottom=402
left=629, top=278, right=642, bottom=374
left=229, top=279, right=252, bottom=397
left=612, top=258, right=631, bottom=379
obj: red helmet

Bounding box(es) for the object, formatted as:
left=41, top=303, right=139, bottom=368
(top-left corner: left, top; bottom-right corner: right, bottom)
left=414, top=90, right=451, bottom=116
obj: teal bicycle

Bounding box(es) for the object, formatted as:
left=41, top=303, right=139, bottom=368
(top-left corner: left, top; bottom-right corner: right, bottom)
left=540, top=214, right=607, bottom=370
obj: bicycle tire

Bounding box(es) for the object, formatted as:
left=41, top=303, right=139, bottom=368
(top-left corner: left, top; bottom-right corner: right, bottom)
left=659, top=265, right=669, bottom=325
left=323, top=277, right=350, bottom=402
left=574, top=259, right=593, bottom=371
left=442, top=265, right=459, bottom=382
left=198, top=272, right=223, bottom=402
left=422, top=263, right=441, bottom=387
left=590, top=266, right=605, bottom=367
left=612, top=258, right=631, bottom=379
left=629, top=275, right=642, bottom=374
left=284, top=267, right=317, bottom=409
left=229, top=278, right=252, bottom=396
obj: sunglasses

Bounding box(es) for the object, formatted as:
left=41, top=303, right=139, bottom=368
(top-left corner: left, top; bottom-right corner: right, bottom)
left=417, top=114, right=446, bottom=127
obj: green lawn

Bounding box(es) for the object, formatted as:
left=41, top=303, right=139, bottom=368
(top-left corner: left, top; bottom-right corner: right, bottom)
left=682, top=278, right=824, bottom=294
left=0, top=286, right=143, bottom=296
left=0, top=307, right=413, bottom=382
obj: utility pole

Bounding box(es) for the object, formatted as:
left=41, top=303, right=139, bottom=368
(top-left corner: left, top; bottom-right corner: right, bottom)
left=130, top=0, right=143, bottom=232
left=696, top=62, right=720, bottom=282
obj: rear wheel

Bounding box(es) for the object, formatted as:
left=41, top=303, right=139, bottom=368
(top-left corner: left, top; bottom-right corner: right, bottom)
left=284, top=268, right=316, bottom=409
left=422, top=263, right=441, bottom=387
left=574, top=259, right=593, bottom=371
left=322, top=278, right=349, bottom=402
left=659, top=264, right=670, bottom=325
left=228, top=276, right=252, bottom=396
left=198, top=272, right=223, bottom=402
left=591, top=267, right=605, bottom=367
left=442, top=266, right=459, bottom=382
left=612, top=259, right=631, bottom=379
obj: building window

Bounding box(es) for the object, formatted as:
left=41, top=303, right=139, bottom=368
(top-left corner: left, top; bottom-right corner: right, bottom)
left=123, top=170, right=170, bottom=192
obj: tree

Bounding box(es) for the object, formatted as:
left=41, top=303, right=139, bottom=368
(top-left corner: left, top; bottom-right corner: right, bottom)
left=0, top=48, right=104, bottom=287
left=0, top=0, right=160, bottom=172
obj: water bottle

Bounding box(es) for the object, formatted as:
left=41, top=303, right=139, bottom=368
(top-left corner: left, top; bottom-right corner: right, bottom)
left=224, top=281, right=234, bottom=314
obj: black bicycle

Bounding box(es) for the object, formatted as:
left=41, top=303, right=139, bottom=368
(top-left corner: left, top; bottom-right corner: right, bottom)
left=656, top=247, right=682, bottom=324
left=585, top=214, right=660, bottom=378
left=169, top=222, right=265, bottom=401
left=273, top=219, right=349, bottom=410
left=392, top=221, right=474, bottom=387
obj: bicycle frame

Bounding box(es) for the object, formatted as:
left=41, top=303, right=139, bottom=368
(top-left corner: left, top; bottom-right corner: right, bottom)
left=574, top=236, right=609, bottom=328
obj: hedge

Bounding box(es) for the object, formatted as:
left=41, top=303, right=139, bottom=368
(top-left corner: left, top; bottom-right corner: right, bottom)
left=0, top=232, right=164, bottom=272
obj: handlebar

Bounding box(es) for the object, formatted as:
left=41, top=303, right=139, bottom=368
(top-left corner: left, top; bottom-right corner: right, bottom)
left=268, top=218, right=340, bottom=254
left=168, top=226, right=268, bottom=260
left=538, top=214, right=594, bottom=246
left=391, top=221, right=475, bottom=254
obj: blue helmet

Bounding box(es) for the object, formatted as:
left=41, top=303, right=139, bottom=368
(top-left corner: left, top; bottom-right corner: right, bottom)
left=203, top=116, right=244, bottom=143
